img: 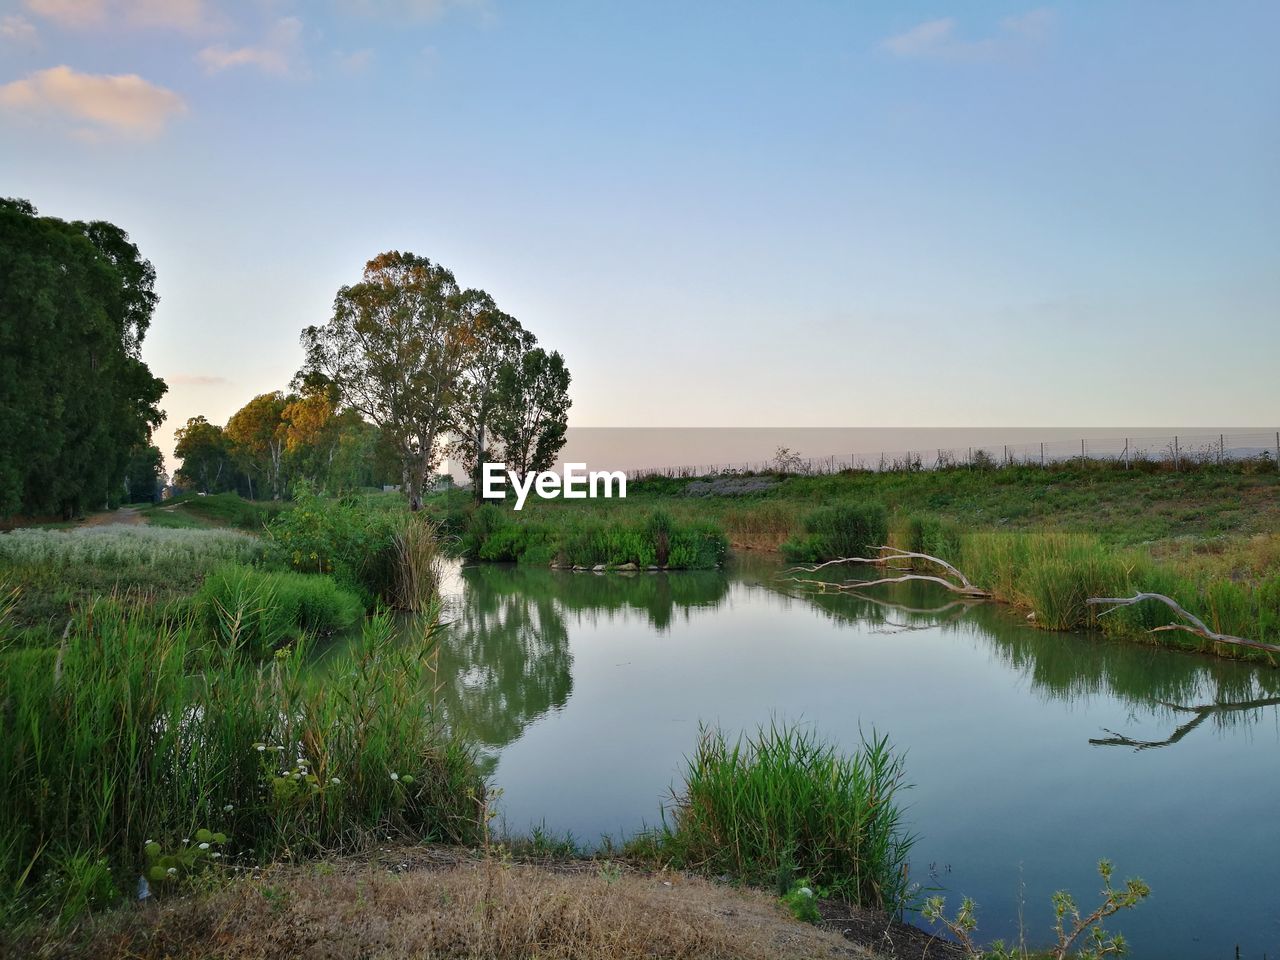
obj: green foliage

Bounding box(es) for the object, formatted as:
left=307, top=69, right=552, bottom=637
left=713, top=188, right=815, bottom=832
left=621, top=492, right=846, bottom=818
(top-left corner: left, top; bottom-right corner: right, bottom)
left=265, top=488, right=407, bottom=599
left=459, top=506, right=727, bottom=569
left=196, top=563, right=363, bottom=656
left=143, top=829, right=228, bottom=887
left=922, top=859, right=1150, bottom=959
left=781, top=502, right=889, bottom=563
left=779, top=878, right=822, bottom=923
left=656, top=722, right=914, bottom=915
left=489, top=347, right=572, bottom=478
left=0, top=199, right=166, bottom=519
left=0, top=600, right=483, bottom=923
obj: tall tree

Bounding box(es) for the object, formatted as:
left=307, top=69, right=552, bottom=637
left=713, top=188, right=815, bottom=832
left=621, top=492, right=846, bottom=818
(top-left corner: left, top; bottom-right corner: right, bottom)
left=0, top=198, right=166, bottom=517
left=490, top=348, right=572, bottom=479
left=173, top=416, right=231, bottom=493
left=450, top=303, right=534, bottom=499
left=225, top=392, right=289, bottom=500
left=300, top=251, right=483, bottom=509
left=122, top=444, right=165, bottom=503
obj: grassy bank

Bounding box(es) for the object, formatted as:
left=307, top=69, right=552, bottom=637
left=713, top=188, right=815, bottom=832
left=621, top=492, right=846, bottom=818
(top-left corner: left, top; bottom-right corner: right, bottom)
left=0, top=601, right=482, bottom=926
left=458, top=504, right=728, bottom=569
left=455, top=463, right=1280, bottom=660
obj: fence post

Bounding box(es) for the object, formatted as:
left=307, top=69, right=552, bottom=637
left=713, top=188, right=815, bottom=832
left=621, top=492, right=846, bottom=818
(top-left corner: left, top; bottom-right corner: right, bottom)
left=1174, top=435, right=1180, bottom=471
left=1124, top=438, right=1130, bottom=470
left=1003, top=444, right=1008, bottom=466
left=1040, top=442, right=1044, bottom=468
left=1275, top=432, right=1278, bottom=470
left=1081, top=438, right=1086, bottom=466
left=1219, top=433, right=1224, bottom=465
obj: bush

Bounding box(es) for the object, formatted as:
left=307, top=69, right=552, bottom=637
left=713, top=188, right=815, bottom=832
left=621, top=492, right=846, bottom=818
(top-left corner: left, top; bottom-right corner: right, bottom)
left=196, top=563, right=364, bottom=656
left=656, top=723, right=914, bottom=914
left=265, top=490, right=406, bottom=600
left=780, top=502, right=888, bottom=563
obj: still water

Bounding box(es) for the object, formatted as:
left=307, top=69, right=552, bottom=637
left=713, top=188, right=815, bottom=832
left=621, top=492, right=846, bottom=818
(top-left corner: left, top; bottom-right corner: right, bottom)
left=432, top=557, right=1280, bottom=959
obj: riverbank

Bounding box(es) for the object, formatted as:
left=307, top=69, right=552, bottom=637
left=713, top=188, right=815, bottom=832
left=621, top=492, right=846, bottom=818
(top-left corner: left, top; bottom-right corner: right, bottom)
left=440, top=463, right=1280, bottom=662
left=13, top=845, right=962, bottom=960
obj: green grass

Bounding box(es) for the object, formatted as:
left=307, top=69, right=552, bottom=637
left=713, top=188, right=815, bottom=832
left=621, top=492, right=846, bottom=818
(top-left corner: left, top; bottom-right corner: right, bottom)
left=0, top=600, right=483, bottom=925
left=780, top=502, right=888, bottom=563
left=141, top=493, right=291, bottom=532
left=650, top=722, right=914, bottom=915
left=195, top=563, right=365, bottom=657
left=458, top=505, right=728, bottom=569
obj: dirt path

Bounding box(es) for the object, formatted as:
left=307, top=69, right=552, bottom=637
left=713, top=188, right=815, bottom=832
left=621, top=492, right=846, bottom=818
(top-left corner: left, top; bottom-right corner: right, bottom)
left=80, top=507, right=145, bottom=527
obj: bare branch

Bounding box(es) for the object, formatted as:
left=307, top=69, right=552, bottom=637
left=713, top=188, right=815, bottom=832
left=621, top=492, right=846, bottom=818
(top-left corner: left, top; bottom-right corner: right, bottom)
left=1087, top=593, right=1280, bottom=655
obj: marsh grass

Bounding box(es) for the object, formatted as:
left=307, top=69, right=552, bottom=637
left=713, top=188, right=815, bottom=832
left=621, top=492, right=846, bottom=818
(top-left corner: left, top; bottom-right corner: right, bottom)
left=0, top=600, right=483, bottom=925
left=654, top=722, right=914, bottom=915
left=780, top=503, right=889, bottom=563
left=196, top=563, right=364, bottom=656
left=461, top=506, right=727, bottom=569
left=0, top=526, right=262, bottom=568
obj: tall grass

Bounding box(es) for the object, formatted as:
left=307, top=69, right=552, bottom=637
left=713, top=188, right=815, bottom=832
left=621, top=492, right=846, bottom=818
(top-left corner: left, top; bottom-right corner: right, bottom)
left=393, top=516, right=446, bottom=612
left=780, top=502, right=889, bottom=563
left=460, top=506, right=728, bottom=569
left=0, top=600, right=483, bottom=923
left=655, top=723, right=914, bottom=914
left=196, top=563, right=364, bottom=656
left=0, top=526, right=262, bottom=568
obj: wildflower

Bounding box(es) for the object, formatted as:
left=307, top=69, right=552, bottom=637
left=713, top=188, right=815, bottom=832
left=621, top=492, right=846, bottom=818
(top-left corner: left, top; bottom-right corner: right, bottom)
left=166, top=867, right=178, bottom=876
left=331, top=777, right=341, bottom=784
left=255, top=743, right=267, bottom=752
left=223, top=803, right=234, bottom=812
left=199, top=842, right=210, bottom=850
left=390, top=772, right=399, bottom=781
left=212, top=852, right=222, bottom=859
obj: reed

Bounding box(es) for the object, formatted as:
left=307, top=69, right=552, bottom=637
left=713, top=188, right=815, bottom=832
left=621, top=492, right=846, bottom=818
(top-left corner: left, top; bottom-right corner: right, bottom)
left=0, top=600, right=482, bottom=924
left=656, top=722, right=914, bottom=914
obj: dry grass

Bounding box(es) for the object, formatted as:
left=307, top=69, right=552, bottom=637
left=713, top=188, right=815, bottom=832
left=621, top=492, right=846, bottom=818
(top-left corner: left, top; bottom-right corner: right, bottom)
left=1149, top=532, right=1280, bottom=585
left=29, top=850, right=871, bottom=960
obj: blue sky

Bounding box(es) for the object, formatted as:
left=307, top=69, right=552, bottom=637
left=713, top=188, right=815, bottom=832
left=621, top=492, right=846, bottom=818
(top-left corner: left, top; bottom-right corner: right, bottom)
left=2, top=1, right=1277, bottom=463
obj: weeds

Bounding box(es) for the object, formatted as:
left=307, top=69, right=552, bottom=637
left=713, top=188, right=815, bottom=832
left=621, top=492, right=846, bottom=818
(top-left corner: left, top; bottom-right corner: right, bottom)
left=780, top=503, right=888, bottom=563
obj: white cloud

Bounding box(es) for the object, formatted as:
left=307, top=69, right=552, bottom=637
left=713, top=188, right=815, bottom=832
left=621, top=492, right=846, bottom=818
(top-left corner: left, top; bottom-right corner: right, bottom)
left=335, top=48, right=374, bottom=73
left=22, top=0, right=213, bottom=32
left=0, top=14, right=40, bottom=45
left=198, top=16, right=303, bottom=76
left=0, top=64, right=185, bottom=137
left=882, top=8, right=1055, bottom=62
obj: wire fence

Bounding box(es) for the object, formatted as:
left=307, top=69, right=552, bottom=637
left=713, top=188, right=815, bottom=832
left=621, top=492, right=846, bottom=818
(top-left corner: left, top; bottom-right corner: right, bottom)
left=625, top=431, right=1280, bottom=480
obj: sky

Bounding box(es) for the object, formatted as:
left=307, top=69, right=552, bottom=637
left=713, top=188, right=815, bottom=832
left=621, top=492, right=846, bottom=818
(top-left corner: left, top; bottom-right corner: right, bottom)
left=2, top=1, right=1278, bottom=467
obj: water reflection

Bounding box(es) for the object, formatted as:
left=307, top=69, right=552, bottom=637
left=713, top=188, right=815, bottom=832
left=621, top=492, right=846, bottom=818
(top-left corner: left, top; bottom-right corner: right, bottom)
left=439, top=556, right=1280, bottom=757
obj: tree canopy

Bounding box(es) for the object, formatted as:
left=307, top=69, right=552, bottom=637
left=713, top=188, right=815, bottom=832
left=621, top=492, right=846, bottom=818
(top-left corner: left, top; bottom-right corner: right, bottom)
left=0, top=198, right=166, bottom=518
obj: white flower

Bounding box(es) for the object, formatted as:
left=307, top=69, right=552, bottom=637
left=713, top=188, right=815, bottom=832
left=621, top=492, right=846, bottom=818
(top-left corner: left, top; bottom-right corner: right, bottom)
left=166, top=867, right=177, bottom=876
left=331, top=777, right=341, bottom=784
left=798, top=887, right=814, bottom=898
left=223, top=803, right=234, bottom=812
left=390, top=772, right=399, bottom=781
left=212, top=852, right=222, bottom=859
left=256, top=744, right=266, bottom=752
left=181, top=838, right=188, bottom=844
left=198, top=842, right=210, bottom=850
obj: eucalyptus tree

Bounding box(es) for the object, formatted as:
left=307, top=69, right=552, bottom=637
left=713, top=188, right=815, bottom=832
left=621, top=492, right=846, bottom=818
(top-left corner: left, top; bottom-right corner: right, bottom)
left=490, top=347, right=572, bottom=479
left=300, top=251, right=484, bottom=510
left=225, top=392, right=290, bottom=500
left=450, top=303, right=535, bottom=499
left=0, top=198, right=166, bottom=517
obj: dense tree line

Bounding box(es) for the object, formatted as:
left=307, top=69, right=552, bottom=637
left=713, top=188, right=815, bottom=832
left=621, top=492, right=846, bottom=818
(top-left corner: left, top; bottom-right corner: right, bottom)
left=0, top=198, right=167, bottom=518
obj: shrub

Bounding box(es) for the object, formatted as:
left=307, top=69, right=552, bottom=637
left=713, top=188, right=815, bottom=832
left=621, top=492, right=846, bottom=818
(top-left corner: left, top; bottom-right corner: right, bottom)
left=196, top=563, right=363, bottom=656
left=265, top=490, right=406, bottom=599
left=656, top=723, right=914, bottom=914
left=781, top=502, right=888, bottom=563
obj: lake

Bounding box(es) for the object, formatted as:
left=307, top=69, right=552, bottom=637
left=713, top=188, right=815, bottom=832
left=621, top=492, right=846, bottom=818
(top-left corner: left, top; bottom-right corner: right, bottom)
left=431, top=556, right=1280, bottom=959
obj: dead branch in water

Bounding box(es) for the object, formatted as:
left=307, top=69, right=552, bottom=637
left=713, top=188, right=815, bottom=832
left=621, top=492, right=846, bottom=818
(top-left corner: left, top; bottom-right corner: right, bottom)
left=784, top=548, right=992, bottom=599
left=1087, top=593, right=1280, bottom=656
left=1090, top=695, right=1280, bottom=751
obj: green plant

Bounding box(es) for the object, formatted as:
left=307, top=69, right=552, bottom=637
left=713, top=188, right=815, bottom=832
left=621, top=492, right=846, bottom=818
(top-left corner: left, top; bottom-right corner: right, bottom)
left=779, top=878, right=822, bottom=923
left=922, top=859, right=1150, bottom=959
left=781, top=502, right=888, bottom=563
left=143, top=828, right=228, bottom=887
left=657, top=722, right=914, bottom=914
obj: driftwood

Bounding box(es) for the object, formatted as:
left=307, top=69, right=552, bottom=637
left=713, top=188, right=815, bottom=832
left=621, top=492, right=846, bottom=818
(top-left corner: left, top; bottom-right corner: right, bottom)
left=1086, top=593, right=1280, bottom=655
left=1090, top=696, right=1280, bottom=751
left=785, top=548, right=992, bottom=599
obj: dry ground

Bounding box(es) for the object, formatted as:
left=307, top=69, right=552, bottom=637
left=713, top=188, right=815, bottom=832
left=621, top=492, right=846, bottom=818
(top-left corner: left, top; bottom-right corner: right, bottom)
left=18, top=847, right=963, bottom=960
